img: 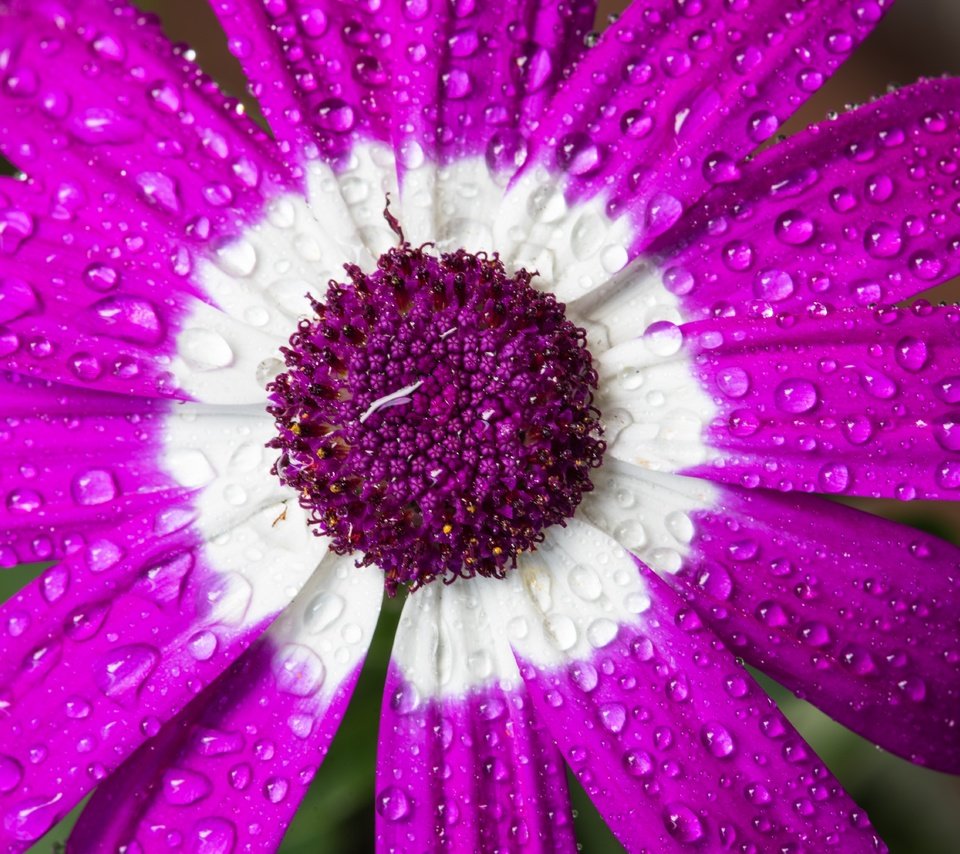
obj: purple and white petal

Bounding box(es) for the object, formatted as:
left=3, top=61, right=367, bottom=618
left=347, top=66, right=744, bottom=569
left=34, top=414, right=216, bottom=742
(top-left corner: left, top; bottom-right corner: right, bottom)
left=583, top=462, right=960, bottom=772
left=595, top=300, right=960, bottom=500
left=681, top=304, right=960, bottom=499
left=68, top=553, right=381, bottom=853
left=490, top=519, right=885, bottom=852
left=376, top=578, right=576, bottom=852
left=0, top=496, right=326, bottom=848
left=380, top=0, right=597, bottom=249
left=0, top=374, right=178, bottom=567
left=495, top=0, right=891, bottom=302
left=592, top=316, right=717, bottom=474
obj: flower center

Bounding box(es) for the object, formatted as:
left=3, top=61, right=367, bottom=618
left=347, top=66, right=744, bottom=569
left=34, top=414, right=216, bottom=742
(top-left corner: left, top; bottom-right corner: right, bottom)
left=267, top=236, right=604, bottom=594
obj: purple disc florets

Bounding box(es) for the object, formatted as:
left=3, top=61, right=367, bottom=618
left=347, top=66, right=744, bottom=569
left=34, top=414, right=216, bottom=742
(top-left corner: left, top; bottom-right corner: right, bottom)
left=267, top=241, right=604, bottom=594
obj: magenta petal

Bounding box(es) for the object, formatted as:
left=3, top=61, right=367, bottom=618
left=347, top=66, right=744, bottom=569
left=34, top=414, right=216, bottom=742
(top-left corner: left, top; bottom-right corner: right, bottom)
left=0, top=3, right=291, bottom=226
left=682, top=303, right=960, bottom=499
left=376, top=666, right=576, bottom=852
left=68, top=560, right=381, bottom=852
left=517, top=562, right=887, bottom=853
left=647, top=78, right=960, bottom=318
left=0, top=374, right=179, bottom=567
left=0, top=507, right=312, bottom=847
left=667, top=481, right=960, bottom=773
left=524, top=0, right=889, bottom=247
left=210, top=0, right=392, bottom=159
left=376, top=577, right=577, bottom=850
left=211, top=0, right=596, bottom=168
left=0, top=3, right=297, bottom=399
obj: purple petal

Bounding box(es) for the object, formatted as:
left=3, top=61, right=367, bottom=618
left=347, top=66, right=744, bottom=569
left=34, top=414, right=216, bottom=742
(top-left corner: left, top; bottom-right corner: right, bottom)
left=0, top=500, right=325, bottom=848
left=679, top=303, right=960, bottom=499
left=584, top=463, right=960, bottom=773
left=518, top=0, right=889, bottom=248
left=211, top=0, right=596, bottom=167
left=0, top=3, right=297, bottom=400
left=0, top=2, right=291, bottom=227
left=68, top=558, right=381, bottom=852
left=514, top=555, right=887, bottom=851
left=0, top=374, right=179, bottom=567
left=644, top=78, right=960, bottom=320
left=376, top=578, right=576, bottom=851
left=377, top=667, right=576, bottom=852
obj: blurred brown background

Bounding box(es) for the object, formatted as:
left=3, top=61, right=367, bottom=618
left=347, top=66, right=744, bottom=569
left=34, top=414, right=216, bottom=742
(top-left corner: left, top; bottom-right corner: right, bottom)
left=9, top=0, right=960, bottom=851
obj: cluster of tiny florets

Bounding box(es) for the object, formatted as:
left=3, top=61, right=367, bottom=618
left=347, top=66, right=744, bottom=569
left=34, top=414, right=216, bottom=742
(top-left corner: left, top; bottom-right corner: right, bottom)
left=267, top=241, right=604, bottom=594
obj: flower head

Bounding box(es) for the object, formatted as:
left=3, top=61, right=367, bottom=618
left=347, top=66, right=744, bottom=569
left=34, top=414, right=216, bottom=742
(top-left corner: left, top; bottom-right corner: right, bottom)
left=0, top=0, right=958, bottom=851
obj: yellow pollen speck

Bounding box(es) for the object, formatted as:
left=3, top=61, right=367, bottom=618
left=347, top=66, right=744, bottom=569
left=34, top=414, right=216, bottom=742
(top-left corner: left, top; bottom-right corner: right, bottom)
left=290, top=423, right=301, bottom=434
left=442, top=524, right=453, bottom=534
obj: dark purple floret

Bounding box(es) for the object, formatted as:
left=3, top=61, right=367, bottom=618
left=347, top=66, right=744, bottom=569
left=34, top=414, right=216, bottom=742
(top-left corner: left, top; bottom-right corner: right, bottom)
left=267, top=242, right=604, bottom=594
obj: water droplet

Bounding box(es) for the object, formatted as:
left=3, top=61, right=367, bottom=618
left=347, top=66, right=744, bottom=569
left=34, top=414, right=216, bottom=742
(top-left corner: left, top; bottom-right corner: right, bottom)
left=136, top=171, right=181, bottom=214
left=622, top=749, right=654, bottom=777
left=545, top=613, right=578, bottom=651
left=556, top=133, right=601, bottom=176
left=514, top=43, right=553, bottom=93
left=715, top=367, right=750, bottom=398
left=95, top=644, right=159, bottom=702
left=0, top=755, right=23, bottom=793
left=775, top=379, right=818, bottom=413
left=703, top=152, right=741, bottom=184
left=316, top=98, right=356, bottom=133
left=569, top=661, right=598, bottom=692
left=91, top=296, right=164, bottom=345
left=664, top=804, right=705, bottom=843
left=864, top=222, right=902, bottom=258
left=264, top=776, right=289, bottom=804
left=774, top=210, right=815, bottom=245
left=754, top=269, right=795, bottom=302
left=71, top=469, right=118, bottom=506
left=643, top=320, right=683, bottom=357
left=69, top=352, right=103, bottom=381
left=190, top=817, right=237, bottom=854
left=892, top=336, right=929, bottom=372
left=304, top=591, right=345, bottom=633
left=937, top=460, right=960, bottom=490
left=598, top=702, right=626, bottom=733
left=148, top=80, right=182, bottom=114
left=700, top=722, right=736, bottom=758
left=0, top=277, right=39, bottom=322
left=69, top=108, right=143, bottom=144
left=817, top=462, right=850, bottom=493
left=376, top=786, right=411, bottom=822
left=273, top=644, right=325, bottom=697
left=180, top=328, right=234, bottom=370
left=7, top=489, right=43, bottom=514
left=187, top=630, right=218, bottom=661
left=163, top=768, right=212, bottom=805
left=3, top=793, right=64, bottom=842
left=897, top=676, right=927, bottom=702
left=860, top=368, right=897, bottom=399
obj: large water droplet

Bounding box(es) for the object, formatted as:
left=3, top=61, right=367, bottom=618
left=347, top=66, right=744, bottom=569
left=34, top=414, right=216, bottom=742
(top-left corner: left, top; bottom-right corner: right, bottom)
left=90, top=296, right=164, bottom=345
left=163, top=768, right=212, bottom=805
left=376, top=786, right=411, bottom=822
left=273, top=644, right=325, bottom=697
left=775, top=379, right=818, bottom=413
left=95, top=644, right=159, bottom=702
left=71, top=469, right=118, bottom=506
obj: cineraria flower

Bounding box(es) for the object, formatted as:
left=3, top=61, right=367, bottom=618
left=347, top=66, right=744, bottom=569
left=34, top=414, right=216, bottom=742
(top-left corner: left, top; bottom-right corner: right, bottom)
left=1, top=0, right=959, bottom=850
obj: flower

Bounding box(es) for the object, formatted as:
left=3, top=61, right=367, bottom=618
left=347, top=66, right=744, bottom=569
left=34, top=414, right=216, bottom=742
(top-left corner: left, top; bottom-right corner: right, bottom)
left=0, top=0, right=958, bottom=850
